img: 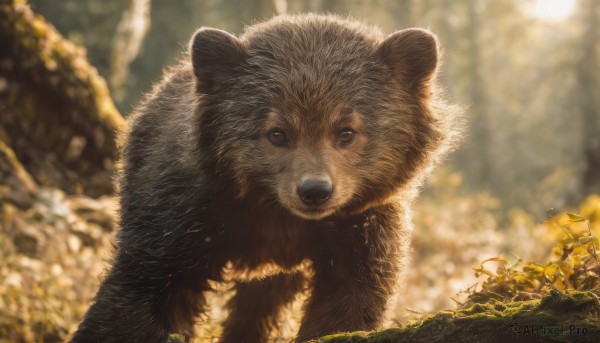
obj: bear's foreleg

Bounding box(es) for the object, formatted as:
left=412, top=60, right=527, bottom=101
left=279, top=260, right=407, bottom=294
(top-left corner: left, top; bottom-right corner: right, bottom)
left=72, top=170, right=222, bottom=342
left=296, top=204, right=408, bottom=341
left=220, top=272, right=306, bottom=343
left=71, top=252, right=209, bottom=342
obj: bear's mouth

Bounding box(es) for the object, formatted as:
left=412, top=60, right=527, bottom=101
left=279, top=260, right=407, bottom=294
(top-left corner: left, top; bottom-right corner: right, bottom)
left=291, top=206, right=336, bottom=220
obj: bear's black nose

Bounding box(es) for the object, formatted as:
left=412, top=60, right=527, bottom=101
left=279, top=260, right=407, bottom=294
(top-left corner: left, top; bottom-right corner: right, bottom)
left=298, top=179, right=333, bottom=206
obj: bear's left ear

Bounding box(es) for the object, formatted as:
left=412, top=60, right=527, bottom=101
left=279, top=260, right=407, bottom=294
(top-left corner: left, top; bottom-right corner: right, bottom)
left=377, top=28, right=439, bottom=93
left=189, top=28, right=247, bottom=94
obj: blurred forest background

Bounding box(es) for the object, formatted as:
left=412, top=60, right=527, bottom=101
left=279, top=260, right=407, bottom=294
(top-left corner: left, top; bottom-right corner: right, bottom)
left=1, top=0, right=599, bottom=342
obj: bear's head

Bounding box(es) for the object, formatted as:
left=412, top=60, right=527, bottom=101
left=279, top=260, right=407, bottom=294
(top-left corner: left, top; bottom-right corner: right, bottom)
left=191, top=14, right=460, bottom=220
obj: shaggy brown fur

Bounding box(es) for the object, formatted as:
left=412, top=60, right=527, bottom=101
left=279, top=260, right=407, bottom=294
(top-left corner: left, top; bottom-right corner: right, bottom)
left=72, top=14, right=461, bottom=343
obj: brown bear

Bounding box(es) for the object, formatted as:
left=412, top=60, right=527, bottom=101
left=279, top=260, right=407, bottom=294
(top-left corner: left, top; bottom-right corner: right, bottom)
left=72, top=14, right=461, bottom=343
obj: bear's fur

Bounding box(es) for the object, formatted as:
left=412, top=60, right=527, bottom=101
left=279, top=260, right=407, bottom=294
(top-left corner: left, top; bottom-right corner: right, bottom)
left=72, top=14, right=461, bottom=343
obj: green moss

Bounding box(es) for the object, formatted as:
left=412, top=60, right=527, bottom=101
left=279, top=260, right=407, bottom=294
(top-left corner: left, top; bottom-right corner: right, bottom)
left=309, top=291, right=600, bottom=343
left=167, top=333, right=187, bottom=343
left=539, top=290, right=599, bottom=313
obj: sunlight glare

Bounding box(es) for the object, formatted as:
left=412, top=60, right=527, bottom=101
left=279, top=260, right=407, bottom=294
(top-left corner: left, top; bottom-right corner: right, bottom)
left=533, top=0, right=576, bottom=21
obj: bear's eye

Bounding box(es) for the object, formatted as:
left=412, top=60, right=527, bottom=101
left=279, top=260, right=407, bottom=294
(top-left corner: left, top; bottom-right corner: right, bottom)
left=338, top=129, right=355, bottom=145
left=268, top=130, right=288, bottom=146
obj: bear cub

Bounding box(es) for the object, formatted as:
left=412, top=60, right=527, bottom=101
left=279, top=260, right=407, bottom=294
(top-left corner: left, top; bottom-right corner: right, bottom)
left=73, top=14, right=460, bottom=343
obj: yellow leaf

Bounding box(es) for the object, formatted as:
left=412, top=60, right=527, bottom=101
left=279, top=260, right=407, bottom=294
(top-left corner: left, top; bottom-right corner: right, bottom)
left=567, top=213, right=588, bottom=223
left=544, top=265, right=558, bottom=279
left=578, top=236, right=597, bottom=244
left=480, top=257, right=510, bottom=269
left=473, top=268, right=495, bottom=277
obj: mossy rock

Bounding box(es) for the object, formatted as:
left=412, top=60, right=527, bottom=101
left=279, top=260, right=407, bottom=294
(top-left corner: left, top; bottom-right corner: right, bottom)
left=310, top=291, right=600, bottom=343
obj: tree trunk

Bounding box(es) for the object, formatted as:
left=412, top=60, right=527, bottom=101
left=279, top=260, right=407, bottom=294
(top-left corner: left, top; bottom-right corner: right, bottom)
left=466, top=0, right=492, bottom=188
left=578, top=0, right=600, bottom=195
left=0, top=0, right=124, bottom=197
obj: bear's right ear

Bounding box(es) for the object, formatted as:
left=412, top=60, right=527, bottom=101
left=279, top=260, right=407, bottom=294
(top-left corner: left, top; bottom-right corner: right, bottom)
left=190, top=28, right=247, bottom=94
